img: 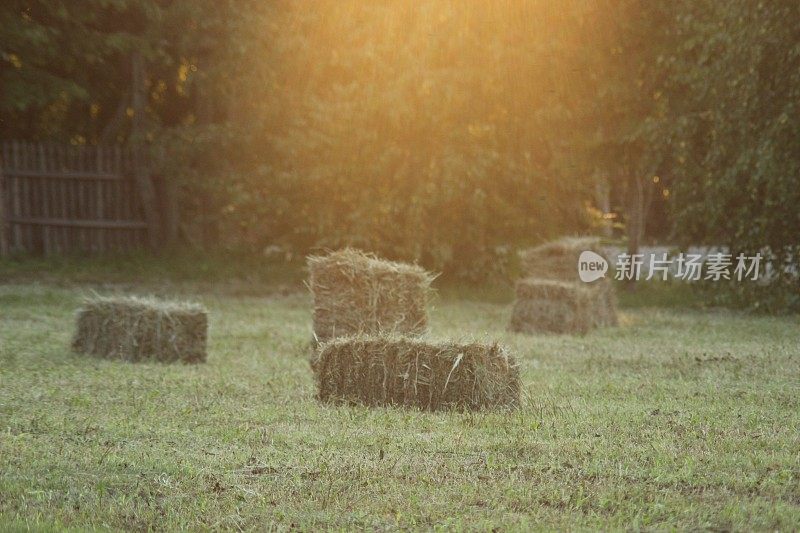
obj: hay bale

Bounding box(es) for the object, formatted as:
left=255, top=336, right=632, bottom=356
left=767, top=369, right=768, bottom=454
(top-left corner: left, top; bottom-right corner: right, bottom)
left=519, top=236, right=604, bottom=282
left=314, top=336, right=520, bottom=411
left=509, top=278, right=597, bottom=334
left=72, top=295, right=208, bottom=363
left=510, top=278, right=618, bottom=334
left=517, top=236, right=618, bottom=329
left=308, top=249, right=435, bottom=343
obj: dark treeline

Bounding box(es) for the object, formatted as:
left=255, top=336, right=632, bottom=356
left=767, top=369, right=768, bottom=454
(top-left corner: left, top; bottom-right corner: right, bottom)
left=1, top=1, right=798, bottom=303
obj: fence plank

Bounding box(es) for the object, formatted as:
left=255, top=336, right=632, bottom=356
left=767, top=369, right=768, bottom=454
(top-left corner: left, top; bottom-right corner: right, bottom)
left=3, top=169, right=125, bottom=180
left=0, top=165, right=8, bottom=257
left=0, top=145, right=7, bottom=256
left=8, top=216, right=148, bottom=229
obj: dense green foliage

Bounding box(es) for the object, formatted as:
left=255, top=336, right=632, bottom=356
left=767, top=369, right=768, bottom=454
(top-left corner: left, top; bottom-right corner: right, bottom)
left=160, top=2, right=596, bottom=279
left=1, top=1, right=798, bottom=293
left=665, top=1, right=800, bottom=308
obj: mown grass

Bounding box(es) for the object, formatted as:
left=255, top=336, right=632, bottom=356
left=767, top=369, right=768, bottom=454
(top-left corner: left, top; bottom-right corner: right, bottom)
left=0, top=261, right=798, bottom=531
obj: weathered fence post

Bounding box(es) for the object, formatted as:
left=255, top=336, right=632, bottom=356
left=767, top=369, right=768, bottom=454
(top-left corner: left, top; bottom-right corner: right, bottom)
left=131, top=49, right=162, bottom=249
left=0, top=160, right=8, bottom=257
left=155, top=144, right=180, bottom=246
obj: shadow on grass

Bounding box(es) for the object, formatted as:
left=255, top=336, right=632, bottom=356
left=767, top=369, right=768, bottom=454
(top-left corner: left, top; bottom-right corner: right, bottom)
left=0, top=248, right=306, bottom=291
left=1, top=252, right=712, bottom=311
left=616, top=280, right=709, bottom=309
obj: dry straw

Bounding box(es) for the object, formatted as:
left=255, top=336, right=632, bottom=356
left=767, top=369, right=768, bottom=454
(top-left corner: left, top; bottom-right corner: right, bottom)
left=514, top=236, right=618, bottom=333
left=313, top=336, right=520, bottom=411
left=307, top=249, right=435, bottom=343
left=72, top=295, right=208, bottom=363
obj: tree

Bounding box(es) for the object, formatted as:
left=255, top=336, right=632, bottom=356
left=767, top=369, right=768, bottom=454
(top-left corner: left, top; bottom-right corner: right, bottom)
left=157, top=1, right=597, bottom=278
left=554, top=1, right=682, bottom=262
left=4, top=1, right=796, bottom=293
left=666, top=0, right=800, bottom=309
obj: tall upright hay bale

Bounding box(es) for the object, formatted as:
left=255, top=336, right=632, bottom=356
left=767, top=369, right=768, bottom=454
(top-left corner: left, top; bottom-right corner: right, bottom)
left=314, top=336, right=520, bottom=411
left=517, top=236, right=618, bottom=329
left=308, top=249, right=435, bottom=343
left=509, top=279, right=595, bottom=334
left=72, top=295, right=208, bottom=363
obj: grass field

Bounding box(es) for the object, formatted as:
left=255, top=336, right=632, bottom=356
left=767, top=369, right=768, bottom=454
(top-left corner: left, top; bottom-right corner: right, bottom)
left=1, top=260, right=799, bottom=530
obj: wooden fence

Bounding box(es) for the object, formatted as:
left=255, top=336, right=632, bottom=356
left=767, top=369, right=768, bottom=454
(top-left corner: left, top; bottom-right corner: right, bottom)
left=0, top=141, right=160, bottom=256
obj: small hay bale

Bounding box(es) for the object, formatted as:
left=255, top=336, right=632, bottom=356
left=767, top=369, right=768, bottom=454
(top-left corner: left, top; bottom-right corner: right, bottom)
left=314, top=336, right=520, bottom=411
left=308, top=249, right=435, bottom=343
left=509, top=278, right=598, bottom=334
left=72, top=295, right=208, bottom=363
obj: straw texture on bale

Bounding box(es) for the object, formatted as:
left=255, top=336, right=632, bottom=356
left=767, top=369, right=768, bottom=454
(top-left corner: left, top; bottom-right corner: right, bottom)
left=314, top=336, right=520, bottom=411
left=308, top=249, right=435, bottom=343
left=72, top=295, right=208, bottom=363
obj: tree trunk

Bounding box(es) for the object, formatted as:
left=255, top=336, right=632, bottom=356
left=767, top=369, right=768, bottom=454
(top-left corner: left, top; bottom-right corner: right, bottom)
left=100, top=91, right=131, bottom=144
left=626, top=175, right=655, bottom=255
left=131, top=50, right=161, bottom=249
left=161, top=150, right=180, bottom=247
left=626, top=179, right=642, bottom=257
left=195, top=63, right=219, bottom=249
left=150, top=144, right=179, bottom=247
left=594, top=174, right=612, bottom=238
left=0, top=163, right=9, bottom=257
left=625, top=175, right=654, bottom=290
left=164, top=179, right=180, bottom=246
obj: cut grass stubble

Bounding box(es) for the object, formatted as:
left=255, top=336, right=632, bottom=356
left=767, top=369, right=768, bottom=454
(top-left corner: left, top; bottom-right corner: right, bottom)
left=0, top=281, right=798, bottom=530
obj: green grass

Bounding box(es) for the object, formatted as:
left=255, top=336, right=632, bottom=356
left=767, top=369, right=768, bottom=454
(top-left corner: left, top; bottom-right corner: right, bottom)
left=0, top=250, right=306, bottom=291
left=1, top=266, right=799, bottom=530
